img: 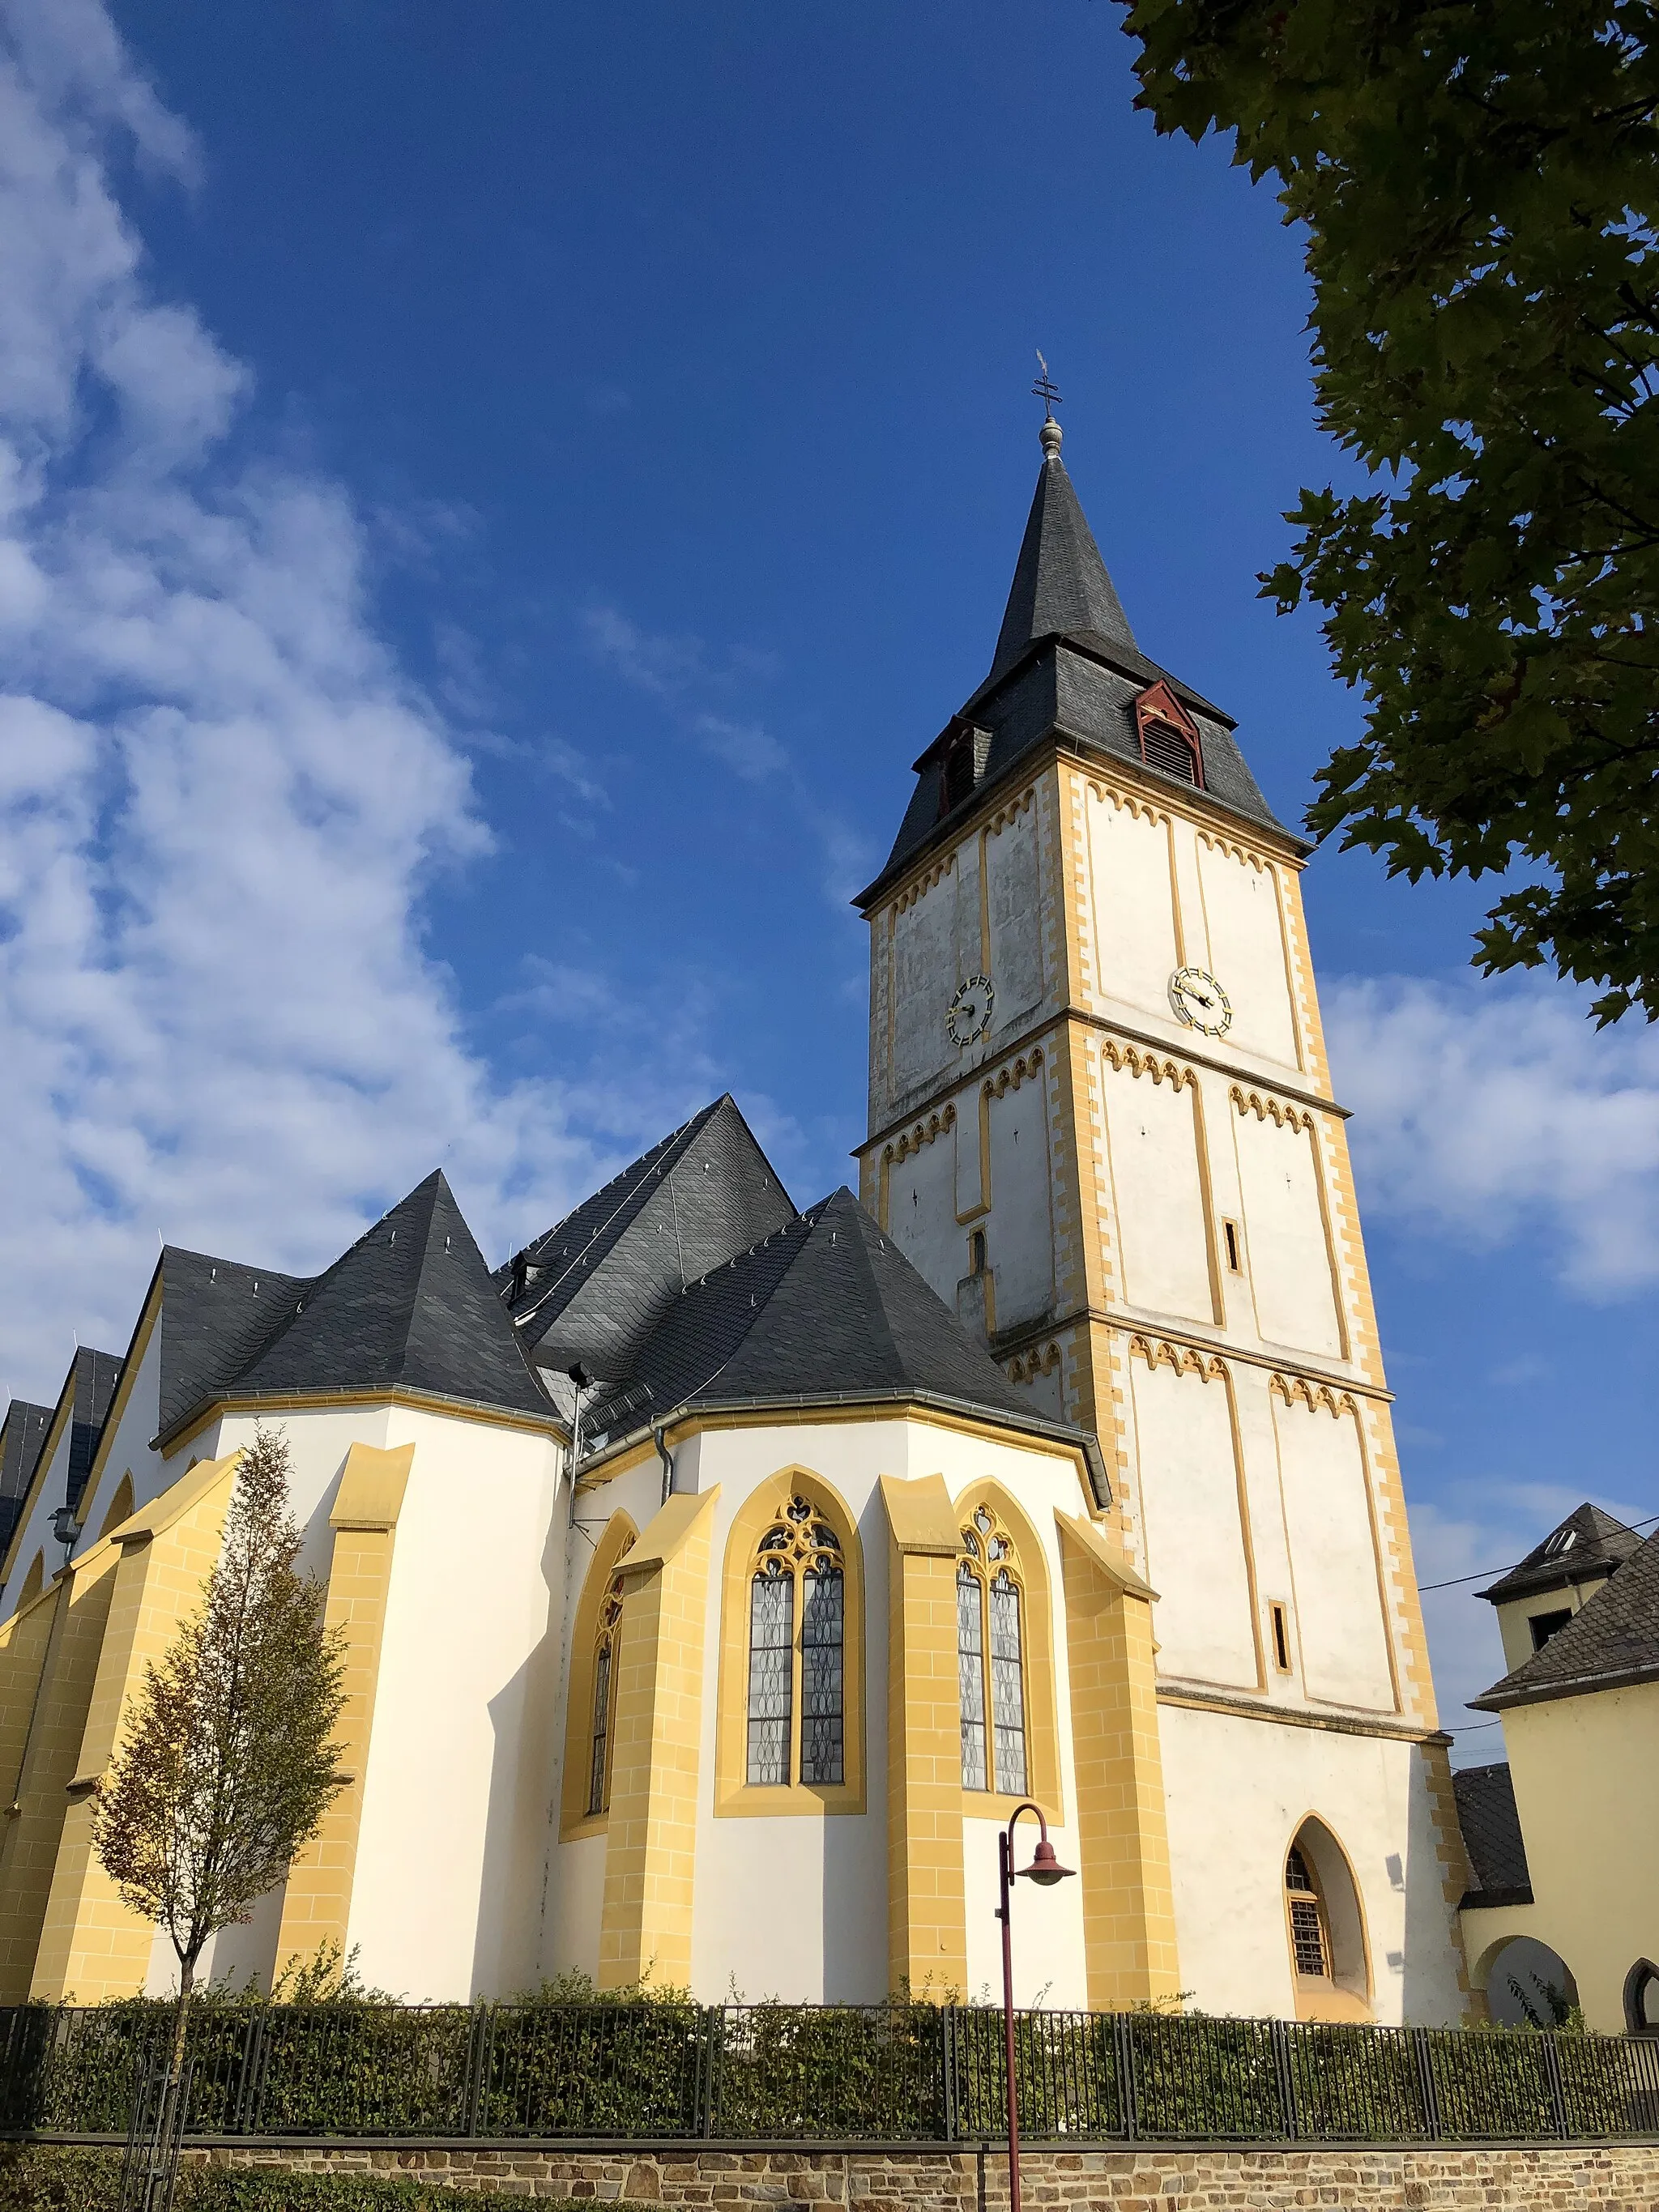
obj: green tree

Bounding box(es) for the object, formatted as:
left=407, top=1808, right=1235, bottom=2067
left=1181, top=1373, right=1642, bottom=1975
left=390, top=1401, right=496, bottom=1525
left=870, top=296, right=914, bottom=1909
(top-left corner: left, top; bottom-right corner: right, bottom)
left=92, top=1421, right=348, bottom=2176
left=1123, top=0, right=1659, bottom=1021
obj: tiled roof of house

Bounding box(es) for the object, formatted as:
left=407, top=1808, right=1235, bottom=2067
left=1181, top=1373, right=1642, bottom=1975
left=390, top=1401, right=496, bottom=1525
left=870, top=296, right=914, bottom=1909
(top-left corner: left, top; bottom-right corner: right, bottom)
left=1472, top=1526, right=1659, bottom=1711
left=1453, top=1762, right=1533, bottom=1909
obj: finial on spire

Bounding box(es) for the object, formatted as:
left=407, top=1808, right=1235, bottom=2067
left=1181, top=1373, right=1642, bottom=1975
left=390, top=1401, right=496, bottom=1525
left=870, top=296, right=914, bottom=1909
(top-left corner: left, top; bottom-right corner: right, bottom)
left=1032, top=350, right=1063, bottom=459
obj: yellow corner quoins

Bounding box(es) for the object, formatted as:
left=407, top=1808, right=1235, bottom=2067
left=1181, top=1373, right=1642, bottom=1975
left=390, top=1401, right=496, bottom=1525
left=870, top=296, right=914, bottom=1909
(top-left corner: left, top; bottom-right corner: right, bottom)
left=1056, top=1511, right=1180, bottom=2010
left=272, top=1443, right=413, bottom=1981
left=597, top=1485, right=721, bottom=1993
left=21, top=1451, right=243, bottom=2004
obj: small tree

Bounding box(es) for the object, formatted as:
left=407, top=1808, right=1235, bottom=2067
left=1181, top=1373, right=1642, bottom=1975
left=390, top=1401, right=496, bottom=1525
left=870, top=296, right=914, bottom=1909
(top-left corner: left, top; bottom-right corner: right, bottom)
left=94, top=1423, right=348, bottom=2007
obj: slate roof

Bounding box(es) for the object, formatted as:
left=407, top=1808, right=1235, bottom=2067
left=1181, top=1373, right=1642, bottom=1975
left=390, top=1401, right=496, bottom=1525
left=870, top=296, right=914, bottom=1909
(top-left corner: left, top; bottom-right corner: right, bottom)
left=500, top=1096, right=795, bottom=1386
left=66, top=1348, right=123, bottom=1515
left=1453, top=1762, right=1533, bottom=1909
left=1472, top=1527, right=1659, bottom=1711
left=858, top=438, right=1294, bottom=908
left=155, top=1173, right=553, bottom=1442
left=1478, top=1501, right=1644, bottom=1605
left=582, top=1187, right=1100, bottom=1491
left=0, top=1401, right=50, bottom=1554
left=228, top=1172, right=551, bottom=1423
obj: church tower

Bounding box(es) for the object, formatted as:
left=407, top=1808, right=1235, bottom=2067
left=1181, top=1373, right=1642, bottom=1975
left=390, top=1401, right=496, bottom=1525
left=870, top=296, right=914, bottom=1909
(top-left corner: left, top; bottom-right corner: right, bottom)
left=855, top=416, right=1474, bottom=2020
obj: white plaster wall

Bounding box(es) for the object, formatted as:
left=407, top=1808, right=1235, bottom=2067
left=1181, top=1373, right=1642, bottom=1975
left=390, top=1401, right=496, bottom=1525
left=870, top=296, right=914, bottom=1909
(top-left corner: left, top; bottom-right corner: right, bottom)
left=891, top=861, right=964, bottom=1100
left=962, top=1810, right=1088, bottom=2010
left=986, top=805, right=1044, bottom=1033
left=1010, top=1363, right=1065, bottom=1426
left=1160, top=1706, right=1457, bottom=2024
left=1100, top=1059, right=1213, bottom=1325
left=1129, top=1359, right=1257, bottom=1690
left=984, top=1077, right=1053, bottom=1329
left=545, top=1833, right=606, bottom=1987
left=675, top=1416, right=1094, bottom=2004
left=887, top=1130, right=962, bottom=1306
left=1195, top=845, right=1299, bottom=1070
left=337, top=1407, right=565, bottom=2001
left=1084, top=786, right=1179, bottom=1024
left=1234, top=1113, right=1342, bottom=1359
left=1273, top=1399, right=1396, bottom=1713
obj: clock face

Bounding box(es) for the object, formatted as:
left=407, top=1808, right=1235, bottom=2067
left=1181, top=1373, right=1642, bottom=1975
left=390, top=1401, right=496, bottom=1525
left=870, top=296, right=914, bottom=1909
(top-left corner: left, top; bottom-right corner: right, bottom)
left=947, top=974, right=994, bottom=1046
left=1168, top=965, right=1232, bottom=1038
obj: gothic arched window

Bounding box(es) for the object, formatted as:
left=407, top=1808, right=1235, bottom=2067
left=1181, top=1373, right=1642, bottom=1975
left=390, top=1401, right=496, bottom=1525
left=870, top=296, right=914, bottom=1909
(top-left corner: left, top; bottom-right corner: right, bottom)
left=746, top=1494, right=845, bottom=1787
left=586, top=1548, right=631, bottom=1816
left=1286, top=1843, right=1332, bottom=1979
left=957, top=1503, right=1028, bottom=1796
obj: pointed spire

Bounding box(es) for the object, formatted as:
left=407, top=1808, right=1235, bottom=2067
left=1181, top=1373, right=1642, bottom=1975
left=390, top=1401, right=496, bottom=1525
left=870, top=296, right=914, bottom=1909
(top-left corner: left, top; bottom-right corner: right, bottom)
left=987, top=418, right=1137, bottom=681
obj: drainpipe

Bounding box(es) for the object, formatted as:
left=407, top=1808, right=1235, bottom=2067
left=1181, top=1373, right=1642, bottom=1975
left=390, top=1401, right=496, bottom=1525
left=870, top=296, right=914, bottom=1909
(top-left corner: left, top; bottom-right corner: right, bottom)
left=653, top=1424, right=674, bottom=1506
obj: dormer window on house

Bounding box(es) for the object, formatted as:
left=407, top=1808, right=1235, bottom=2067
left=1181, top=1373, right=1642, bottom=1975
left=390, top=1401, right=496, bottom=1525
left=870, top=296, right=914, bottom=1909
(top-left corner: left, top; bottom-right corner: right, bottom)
left=936, top=722, right=988, bottom=819
left=1132, top=680, right=1204, bottom=789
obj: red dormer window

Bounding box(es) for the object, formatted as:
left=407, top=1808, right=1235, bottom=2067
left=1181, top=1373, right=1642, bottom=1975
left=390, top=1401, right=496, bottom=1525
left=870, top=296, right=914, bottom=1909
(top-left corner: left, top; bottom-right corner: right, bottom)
left=1132, top=680, right=1204, bottom=789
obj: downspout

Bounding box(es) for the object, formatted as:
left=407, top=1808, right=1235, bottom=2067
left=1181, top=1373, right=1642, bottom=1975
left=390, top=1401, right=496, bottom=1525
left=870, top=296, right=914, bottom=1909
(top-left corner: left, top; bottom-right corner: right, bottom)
left=653, top=1424, right=675, bottom=1506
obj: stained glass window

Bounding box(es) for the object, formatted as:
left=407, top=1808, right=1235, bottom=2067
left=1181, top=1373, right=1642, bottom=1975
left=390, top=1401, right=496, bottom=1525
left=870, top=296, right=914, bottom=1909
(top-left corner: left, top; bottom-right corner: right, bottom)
left=958, top=1505, right=1028, bottom=1795
left=746, top=1494, right=845, bottom=1786
left=586, top=1557, right=629, bottom=1817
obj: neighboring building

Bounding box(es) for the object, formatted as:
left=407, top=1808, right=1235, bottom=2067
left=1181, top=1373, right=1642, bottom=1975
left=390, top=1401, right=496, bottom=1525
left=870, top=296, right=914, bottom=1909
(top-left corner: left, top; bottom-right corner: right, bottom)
left=0, top=418, right=1471, bottom=2024
left=1456, top=1503, right=1659, bottom=2035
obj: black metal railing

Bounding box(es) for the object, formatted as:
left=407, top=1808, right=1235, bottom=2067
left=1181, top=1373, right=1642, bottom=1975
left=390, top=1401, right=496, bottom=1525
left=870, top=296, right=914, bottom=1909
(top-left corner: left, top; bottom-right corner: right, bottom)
left=2, top=2001, right=1657, bottom=2146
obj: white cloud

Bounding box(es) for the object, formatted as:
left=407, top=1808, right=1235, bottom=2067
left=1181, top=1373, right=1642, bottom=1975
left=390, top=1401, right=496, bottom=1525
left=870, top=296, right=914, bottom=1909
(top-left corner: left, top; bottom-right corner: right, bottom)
left=1324, top=974, right=1659, bottom=1297
left=694, top=713, right=786, bottom=783
left=0, top=0, right=668, bottom=1393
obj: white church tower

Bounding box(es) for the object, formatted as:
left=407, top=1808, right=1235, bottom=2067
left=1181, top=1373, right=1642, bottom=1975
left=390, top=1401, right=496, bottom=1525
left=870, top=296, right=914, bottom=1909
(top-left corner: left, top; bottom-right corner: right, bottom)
left=855, top=411, right=1474, bottom=2022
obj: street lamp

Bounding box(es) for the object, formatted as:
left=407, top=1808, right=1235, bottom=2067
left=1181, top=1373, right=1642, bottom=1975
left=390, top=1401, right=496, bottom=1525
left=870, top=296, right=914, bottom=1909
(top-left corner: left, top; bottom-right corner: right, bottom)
left=997, top=1801, right=1074, bottom=2212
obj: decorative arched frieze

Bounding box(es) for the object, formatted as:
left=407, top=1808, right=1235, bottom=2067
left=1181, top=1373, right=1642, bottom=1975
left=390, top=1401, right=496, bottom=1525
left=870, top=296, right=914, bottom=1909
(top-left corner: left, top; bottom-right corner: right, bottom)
left=986, top=786, right=1037, bottom=837
left=1269, top=1372, right=1359, bottom=1420
left=982, top=1046, right=1044, bottom=1100
left=883, top=1101, right=957, bottom=1166
left=1083, top=778, right=1170, bottom=829
left=1102, top=1038, right=1196, bottom=1091
left=1197, top=829, right=1274, bottom=874
left=894, top=851, right=957, bottom=914
left=1127, top=1334, right=1227, bottom=1383
left=1008, top=1341, right=1062, bottom=1386
left=1230, top=1084, right=1316, bottom=1133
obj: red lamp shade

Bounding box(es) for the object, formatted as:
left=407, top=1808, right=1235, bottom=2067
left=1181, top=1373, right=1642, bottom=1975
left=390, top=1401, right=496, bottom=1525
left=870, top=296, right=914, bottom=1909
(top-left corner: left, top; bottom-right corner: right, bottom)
left=1019, top=1835, right=1074, bottom=1887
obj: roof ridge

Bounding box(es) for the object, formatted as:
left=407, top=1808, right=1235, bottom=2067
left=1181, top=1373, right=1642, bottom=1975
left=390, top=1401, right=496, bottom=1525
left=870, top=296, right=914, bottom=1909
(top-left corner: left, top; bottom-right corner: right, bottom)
left=834, top=1189, right=910, bottom=1376
left=398, top=1170, right=465, bottom=1385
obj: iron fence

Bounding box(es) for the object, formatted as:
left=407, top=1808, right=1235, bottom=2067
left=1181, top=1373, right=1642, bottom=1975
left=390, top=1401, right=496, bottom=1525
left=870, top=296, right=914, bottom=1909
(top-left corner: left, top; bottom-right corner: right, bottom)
left=1, top=2001, right=1657, bottom=2146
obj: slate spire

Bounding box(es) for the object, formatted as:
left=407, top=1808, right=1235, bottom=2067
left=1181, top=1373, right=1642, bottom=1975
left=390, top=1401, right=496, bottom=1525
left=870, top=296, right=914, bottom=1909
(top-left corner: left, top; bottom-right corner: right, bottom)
left=987, top=416, right=1137, bottom=680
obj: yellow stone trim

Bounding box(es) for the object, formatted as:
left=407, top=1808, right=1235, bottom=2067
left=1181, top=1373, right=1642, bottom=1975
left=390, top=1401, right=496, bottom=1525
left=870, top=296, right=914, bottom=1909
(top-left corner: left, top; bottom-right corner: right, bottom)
left=881, top=1481, right=966, bottom=1999
left=32, top=1455, right=241, bottom=2003
left=1056, top=1511, right=1180, bottom=2010
left=272, top=1443, right=413, bottom=1977
left=950, top=1479, right=1063, bottom=1823
left=597, top=1486, right=720, bottom=1992
left=560, top=1509, right=638, bottom=1842
left=714, top=1469, right=866, bottom=1820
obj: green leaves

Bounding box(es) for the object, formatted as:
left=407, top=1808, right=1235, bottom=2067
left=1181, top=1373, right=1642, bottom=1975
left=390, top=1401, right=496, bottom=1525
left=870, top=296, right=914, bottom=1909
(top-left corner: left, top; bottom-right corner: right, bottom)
left=1123, top=0, right=1659, bottom=1016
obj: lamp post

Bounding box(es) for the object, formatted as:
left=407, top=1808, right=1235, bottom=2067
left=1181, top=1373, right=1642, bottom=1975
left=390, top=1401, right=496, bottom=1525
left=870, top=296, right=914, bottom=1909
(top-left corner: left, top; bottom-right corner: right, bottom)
left=996, top=1802, right=1073, bottom=2212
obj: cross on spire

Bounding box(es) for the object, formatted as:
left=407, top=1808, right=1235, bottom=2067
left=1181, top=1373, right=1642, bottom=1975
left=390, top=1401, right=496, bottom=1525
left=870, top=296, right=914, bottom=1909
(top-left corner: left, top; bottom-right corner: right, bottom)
left=1031, top=351, right=1063, bottom=420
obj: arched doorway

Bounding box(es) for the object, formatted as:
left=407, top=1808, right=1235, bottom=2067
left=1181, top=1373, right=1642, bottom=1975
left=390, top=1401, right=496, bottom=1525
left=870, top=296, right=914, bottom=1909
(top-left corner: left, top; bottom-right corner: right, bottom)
left=1624, top=1959, right=1659, bottom=2035
left=1478, top=1936, right=1578, bottom=2027
left=1284, top=1817, right=1372, bottom=2022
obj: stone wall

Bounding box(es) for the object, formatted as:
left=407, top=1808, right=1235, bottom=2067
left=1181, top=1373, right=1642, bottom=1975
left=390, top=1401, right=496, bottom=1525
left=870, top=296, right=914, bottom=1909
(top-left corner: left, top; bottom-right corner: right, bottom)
left=180, top=2141, right=1659, bottom=2208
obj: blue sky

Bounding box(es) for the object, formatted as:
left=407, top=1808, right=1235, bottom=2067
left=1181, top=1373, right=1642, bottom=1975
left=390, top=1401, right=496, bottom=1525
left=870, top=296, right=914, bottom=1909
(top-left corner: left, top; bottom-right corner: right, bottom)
left=1, top=0, right=1655, bottom=1742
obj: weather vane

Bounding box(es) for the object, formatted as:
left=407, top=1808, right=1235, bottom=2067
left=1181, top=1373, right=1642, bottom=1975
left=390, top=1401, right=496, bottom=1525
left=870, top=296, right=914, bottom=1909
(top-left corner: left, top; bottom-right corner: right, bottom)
left=1032, top=351, right=1063, bottom=420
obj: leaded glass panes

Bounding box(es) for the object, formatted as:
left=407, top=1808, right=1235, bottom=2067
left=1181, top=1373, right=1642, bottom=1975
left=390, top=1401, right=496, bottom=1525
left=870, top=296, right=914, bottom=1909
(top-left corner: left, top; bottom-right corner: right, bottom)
left=958, top=1562, right=988, bottom=1790
left=800, top=1566, right=844, bottom=1784
left=744, top=1493, right=846, bottom=1787
left=959, top=1506, right=1029, bottom=1796
left=747, top=1567, right=794, bottom=1784
left=587, top=1641, right=612, bottom=1816
left=988, top=1568, right=1027, bottom=1796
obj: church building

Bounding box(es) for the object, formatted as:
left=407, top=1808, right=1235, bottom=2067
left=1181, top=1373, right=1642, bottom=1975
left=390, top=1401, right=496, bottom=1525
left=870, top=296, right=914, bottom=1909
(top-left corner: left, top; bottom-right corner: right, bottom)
left=0, top=419, right=1473, bottom=2025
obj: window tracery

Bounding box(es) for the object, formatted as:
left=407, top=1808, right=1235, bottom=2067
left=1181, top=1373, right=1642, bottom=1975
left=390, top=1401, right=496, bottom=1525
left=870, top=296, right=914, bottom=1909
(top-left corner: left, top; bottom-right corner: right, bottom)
left=957, top=1502, right=1028, bottom=1796
left=586, top=1536, right=633, bottom=1817
left=1286, top=1844, right=1331, bottom=1978
left=745, top=1494, right=844, bottom=1787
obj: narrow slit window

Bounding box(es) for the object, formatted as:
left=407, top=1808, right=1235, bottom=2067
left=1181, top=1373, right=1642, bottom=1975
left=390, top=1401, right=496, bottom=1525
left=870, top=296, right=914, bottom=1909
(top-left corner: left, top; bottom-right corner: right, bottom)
left=968, top=1228, right=987, bottom=1276
left=587, top=1558, right=629, bottom=1817
left=1222, top=1218, right=1243, bottom=1274
left=1269, top=1601, right=1292, bottom=1674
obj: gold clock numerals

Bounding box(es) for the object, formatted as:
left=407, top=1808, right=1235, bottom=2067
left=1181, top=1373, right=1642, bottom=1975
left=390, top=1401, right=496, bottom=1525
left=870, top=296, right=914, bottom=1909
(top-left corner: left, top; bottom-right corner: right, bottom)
left=947, top=973, right=995, bottom=1047
left=1168, top=965, right=1232, bottom=1038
